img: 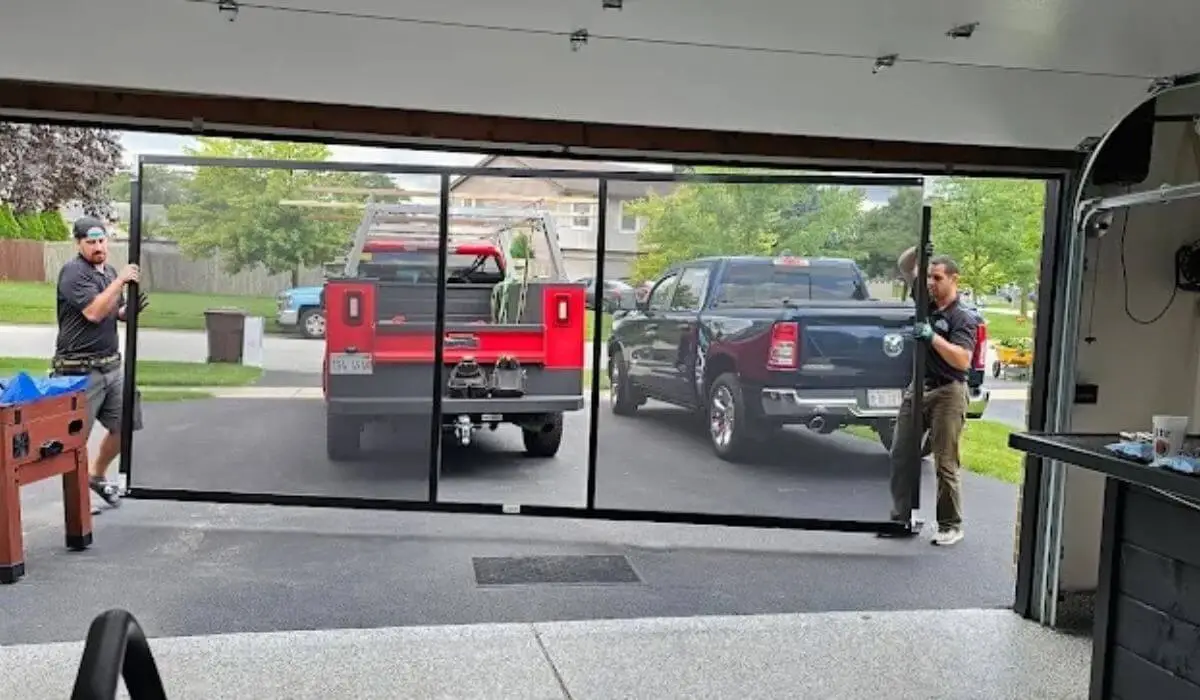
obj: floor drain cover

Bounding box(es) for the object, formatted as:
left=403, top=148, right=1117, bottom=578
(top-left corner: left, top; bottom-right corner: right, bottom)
left=472, top=555, right=641, bottom=586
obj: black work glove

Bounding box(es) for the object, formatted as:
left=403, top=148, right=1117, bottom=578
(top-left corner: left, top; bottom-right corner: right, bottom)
left=136, top=291, right=150, bottom=311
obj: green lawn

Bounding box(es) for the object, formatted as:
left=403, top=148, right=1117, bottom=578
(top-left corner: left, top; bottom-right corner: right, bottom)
left=0, top=281, right=612, bottom=341
left=981, top=311, right=1034, bottom=344
left=0, top=281, right=281, bottom=332
left=141, top=389, right=216, bottom=402
left=842, top=419, right=1025, bottom=485
left=0, top=357, right=262, bottom=387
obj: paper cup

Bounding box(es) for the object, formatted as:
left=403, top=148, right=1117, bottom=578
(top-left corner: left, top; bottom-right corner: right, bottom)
left=1152, top=415, right=1189, bottom=459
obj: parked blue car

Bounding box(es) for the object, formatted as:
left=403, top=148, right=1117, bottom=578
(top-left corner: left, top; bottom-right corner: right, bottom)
left=276, top=286, right=326, bottom=339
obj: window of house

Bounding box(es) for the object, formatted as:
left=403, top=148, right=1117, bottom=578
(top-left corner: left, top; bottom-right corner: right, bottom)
left=572, top=202, right=593, bottom=229
left=619, top=201, right=639, bottom=233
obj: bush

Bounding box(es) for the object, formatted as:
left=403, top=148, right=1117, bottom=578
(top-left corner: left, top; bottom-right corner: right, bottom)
left=15, top=212, right=45, bottom=240
left=0, top=204, right=19, bottom=239
left=38, top=211, right=70, bottom=240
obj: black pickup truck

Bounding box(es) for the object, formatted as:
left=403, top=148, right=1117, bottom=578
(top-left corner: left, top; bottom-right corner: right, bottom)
left=607, top=255, right=989, bottom=461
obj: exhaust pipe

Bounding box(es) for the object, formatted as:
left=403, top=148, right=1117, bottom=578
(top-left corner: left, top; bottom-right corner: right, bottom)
left=807, top=415, right=826, bottom=432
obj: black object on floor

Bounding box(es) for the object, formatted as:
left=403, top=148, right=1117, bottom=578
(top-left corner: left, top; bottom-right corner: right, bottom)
left=472, top=555, right=641, bottom=586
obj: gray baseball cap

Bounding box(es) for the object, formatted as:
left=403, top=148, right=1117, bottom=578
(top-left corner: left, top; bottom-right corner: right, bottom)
left=72, top=216, right=108, bottom=240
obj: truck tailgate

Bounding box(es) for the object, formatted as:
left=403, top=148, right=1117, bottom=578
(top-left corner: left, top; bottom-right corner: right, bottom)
left=374, top=324, right=547, bottom=365
left=795, top=304, right=913, bottom=388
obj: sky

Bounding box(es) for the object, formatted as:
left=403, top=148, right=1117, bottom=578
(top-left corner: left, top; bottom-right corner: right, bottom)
left=118, top=132, right=900, bottom=207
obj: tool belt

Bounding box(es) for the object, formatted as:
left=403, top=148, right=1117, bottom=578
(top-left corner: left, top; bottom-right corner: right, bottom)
left=51, top=353, right=122, bottom=376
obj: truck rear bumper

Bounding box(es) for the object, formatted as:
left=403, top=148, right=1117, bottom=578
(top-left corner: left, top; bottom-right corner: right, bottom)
left=760, top=388, right=902, bottom=421
left=328, top=396, right=585, bottom=417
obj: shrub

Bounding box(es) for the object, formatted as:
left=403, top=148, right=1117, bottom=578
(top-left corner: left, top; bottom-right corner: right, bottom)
left=38, top=211, right=70, bottom=240
left=0, top=204, right=19, bottom=239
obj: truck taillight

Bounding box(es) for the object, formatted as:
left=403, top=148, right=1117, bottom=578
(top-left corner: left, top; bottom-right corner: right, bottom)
left=973, top=322, right=988, bottom=370
left=767, top=321, right=799, bottom=370
left=345, top=291, right=364, bottom=326
left=555, top=293, right=570, bottom=326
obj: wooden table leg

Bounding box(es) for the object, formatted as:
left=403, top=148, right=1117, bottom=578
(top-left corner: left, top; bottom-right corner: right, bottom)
left=63, top=448, right=93, bottom=552
left=0, top=459, right=25, bottom=584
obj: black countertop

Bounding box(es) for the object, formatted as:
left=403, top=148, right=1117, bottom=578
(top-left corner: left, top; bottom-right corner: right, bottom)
left=1009, top=432, right=1200, bottom=503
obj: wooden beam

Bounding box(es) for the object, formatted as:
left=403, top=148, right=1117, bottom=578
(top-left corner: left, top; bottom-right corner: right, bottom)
left=0, top=79, right=1082, bottom=172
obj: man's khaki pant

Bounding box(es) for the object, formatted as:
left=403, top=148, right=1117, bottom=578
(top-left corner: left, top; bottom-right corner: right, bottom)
left=888, top=381, right=968, bottom=528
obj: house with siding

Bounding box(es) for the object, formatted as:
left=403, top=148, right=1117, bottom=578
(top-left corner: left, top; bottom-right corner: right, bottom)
left=448, top=156, right=678, bottom=280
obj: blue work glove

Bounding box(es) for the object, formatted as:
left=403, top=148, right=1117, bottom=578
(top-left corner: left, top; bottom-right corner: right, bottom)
left=911, top=322, right=934, bottom=342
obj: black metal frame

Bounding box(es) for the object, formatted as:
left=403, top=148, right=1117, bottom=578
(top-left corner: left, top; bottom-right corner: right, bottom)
left=117, top=155, right=941, bottom=534
left=1012, top=175, right=1077, bottom=617
left=70, top=608, right=168, bottom=700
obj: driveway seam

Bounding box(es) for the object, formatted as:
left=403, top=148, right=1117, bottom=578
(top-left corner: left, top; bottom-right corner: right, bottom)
left=532, top=625, right=575, bottom=700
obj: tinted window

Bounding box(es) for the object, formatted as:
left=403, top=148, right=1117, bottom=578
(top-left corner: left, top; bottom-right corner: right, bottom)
left=648, top=273, right=679, bottom=311
left=359, top=251, right=503, bottom=283
left=671, top=266, right=710, bottom=311
left=712, top=262, right=866, bottom=307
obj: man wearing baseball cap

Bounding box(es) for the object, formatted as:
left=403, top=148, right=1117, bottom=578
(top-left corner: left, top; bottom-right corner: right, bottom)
left=52, top=216, right=147, bottom=514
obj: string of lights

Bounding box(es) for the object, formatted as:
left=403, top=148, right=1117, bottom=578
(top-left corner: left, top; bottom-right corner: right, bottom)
left=189, top=0, right=1157, bottom=81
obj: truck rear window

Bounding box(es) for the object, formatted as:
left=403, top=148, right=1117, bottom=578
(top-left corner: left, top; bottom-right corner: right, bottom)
left=359, top=251, right=504, bottom=283
left=713, top=262, right=867, bottom=306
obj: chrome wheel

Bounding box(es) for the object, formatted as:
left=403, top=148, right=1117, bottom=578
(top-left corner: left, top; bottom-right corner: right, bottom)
left=305, top=311, right=326, bottom=338
left=710, top=384, right=735, bottom=448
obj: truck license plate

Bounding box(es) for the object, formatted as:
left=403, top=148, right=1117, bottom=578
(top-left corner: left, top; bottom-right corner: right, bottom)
left=329, top=353, right=373, bottom=375
left=867, top=389, right=902, bottom=409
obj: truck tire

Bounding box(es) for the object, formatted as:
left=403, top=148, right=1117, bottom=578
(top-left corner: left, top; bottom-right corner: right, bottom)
left=326, top=413, right=363, bottom=461
left=707, top=372, right=759, bottom=462
left=523, top=413, right=564, bottom=457
left=609, top=354, right=641, bottom=416
left=300, top=308, right=326, bottom=340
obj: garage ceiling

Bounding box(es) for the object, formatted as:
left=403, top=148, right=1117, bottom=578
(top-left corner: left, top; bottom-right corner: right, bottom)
left=3, top=0, right=1199, bottom=150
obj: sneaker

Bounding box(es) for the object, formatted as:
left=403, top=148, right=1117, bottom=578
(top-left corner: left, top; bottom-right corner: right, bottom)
left=932, top=526, right=964, bottom=547
left=89, top=477, right=121, bottom=509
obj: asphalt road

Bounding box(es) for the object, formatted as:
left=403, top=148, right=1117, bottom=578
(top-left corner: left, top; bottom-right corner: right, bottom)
left=116, top=393, right=1022, bottom=526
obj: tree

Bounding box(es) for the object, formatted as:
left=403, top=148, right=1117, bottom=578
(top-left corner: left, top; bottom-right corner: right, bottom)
left=854, top=187, right=924, bottom=279
left=929, top=178, right=1043, bottom=314
left=164, top=138, right=399, bottom=287
left=626, top=168, right=867, bottom=281
left=0, top=123, right=123, bottom=218
left=108, top=165, right=193, bottom=206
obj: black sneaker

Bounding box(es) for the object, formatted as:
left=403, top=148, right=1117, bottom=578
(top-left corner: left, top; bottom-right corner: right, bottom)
left=89, top=477, right=121, bottom=508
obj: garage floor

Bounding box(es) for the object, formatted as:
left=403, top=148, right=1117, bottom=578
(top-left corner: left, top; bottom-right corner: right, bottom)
left=8, top=465, right=1017, bottom=646
left=0, top=608, right=1089, bottom=699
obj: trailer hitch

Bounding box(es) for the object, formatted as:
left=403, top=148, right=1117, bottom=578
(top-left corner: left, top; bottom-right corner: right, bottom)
left=454, top=415, right=474, bottom=446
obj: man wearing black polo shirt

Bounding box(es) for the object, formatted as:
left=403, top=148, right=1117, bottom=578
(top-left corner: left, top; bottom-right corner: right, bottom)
left=52, top=217, right=146, bottom=514
left=888, top=247, right=978, bottom=547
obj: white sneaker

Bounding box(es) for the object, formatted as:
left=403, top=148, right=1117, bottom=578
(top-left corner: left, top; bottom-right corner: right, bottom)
left=932, top=526, right=964, bottom=547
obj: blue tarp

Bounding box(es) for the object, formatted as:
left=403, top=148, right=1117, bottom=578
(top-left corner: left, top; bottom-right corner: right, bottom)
left=0, top=372, right=89, bottom=407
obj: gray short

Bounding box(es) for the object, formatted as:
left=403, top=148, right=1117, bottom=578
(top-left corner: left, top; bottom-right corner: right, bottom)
left=55, top=368, right=144, bottom=436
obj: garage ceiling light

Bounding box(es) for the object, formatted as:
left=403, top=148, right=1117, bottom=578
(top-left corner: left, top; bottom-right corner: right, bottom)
left=946, top=22, right=979, bottom=39
left=602, top=0, right=623, bottom=9
left=872, top=54, right=897, bottom=74
left=217, top=0, right=239, bottom=22
left=570, top=29, right=589, bottom=51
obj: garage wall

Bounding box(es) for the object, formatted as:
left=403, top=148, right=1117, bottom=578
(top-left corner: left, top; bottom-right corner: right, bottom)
left=0, top=0, right=1166, bottom=150
left=1058, top=112, right=1200, bottom=592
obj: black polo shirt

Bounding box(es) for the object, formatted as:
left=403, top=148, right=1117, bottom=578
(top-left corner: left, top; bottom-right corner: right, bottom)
left=910, top=282, right=978, bottom=385
left=55, top=254, right=124, bottom=360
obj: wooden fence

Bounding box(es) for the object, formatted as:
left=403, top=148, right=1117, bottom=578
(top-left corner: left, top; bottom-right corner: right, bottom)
left=0, top=240, right=48, bottom=282
left=38, top=242, right=323, bottom=298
